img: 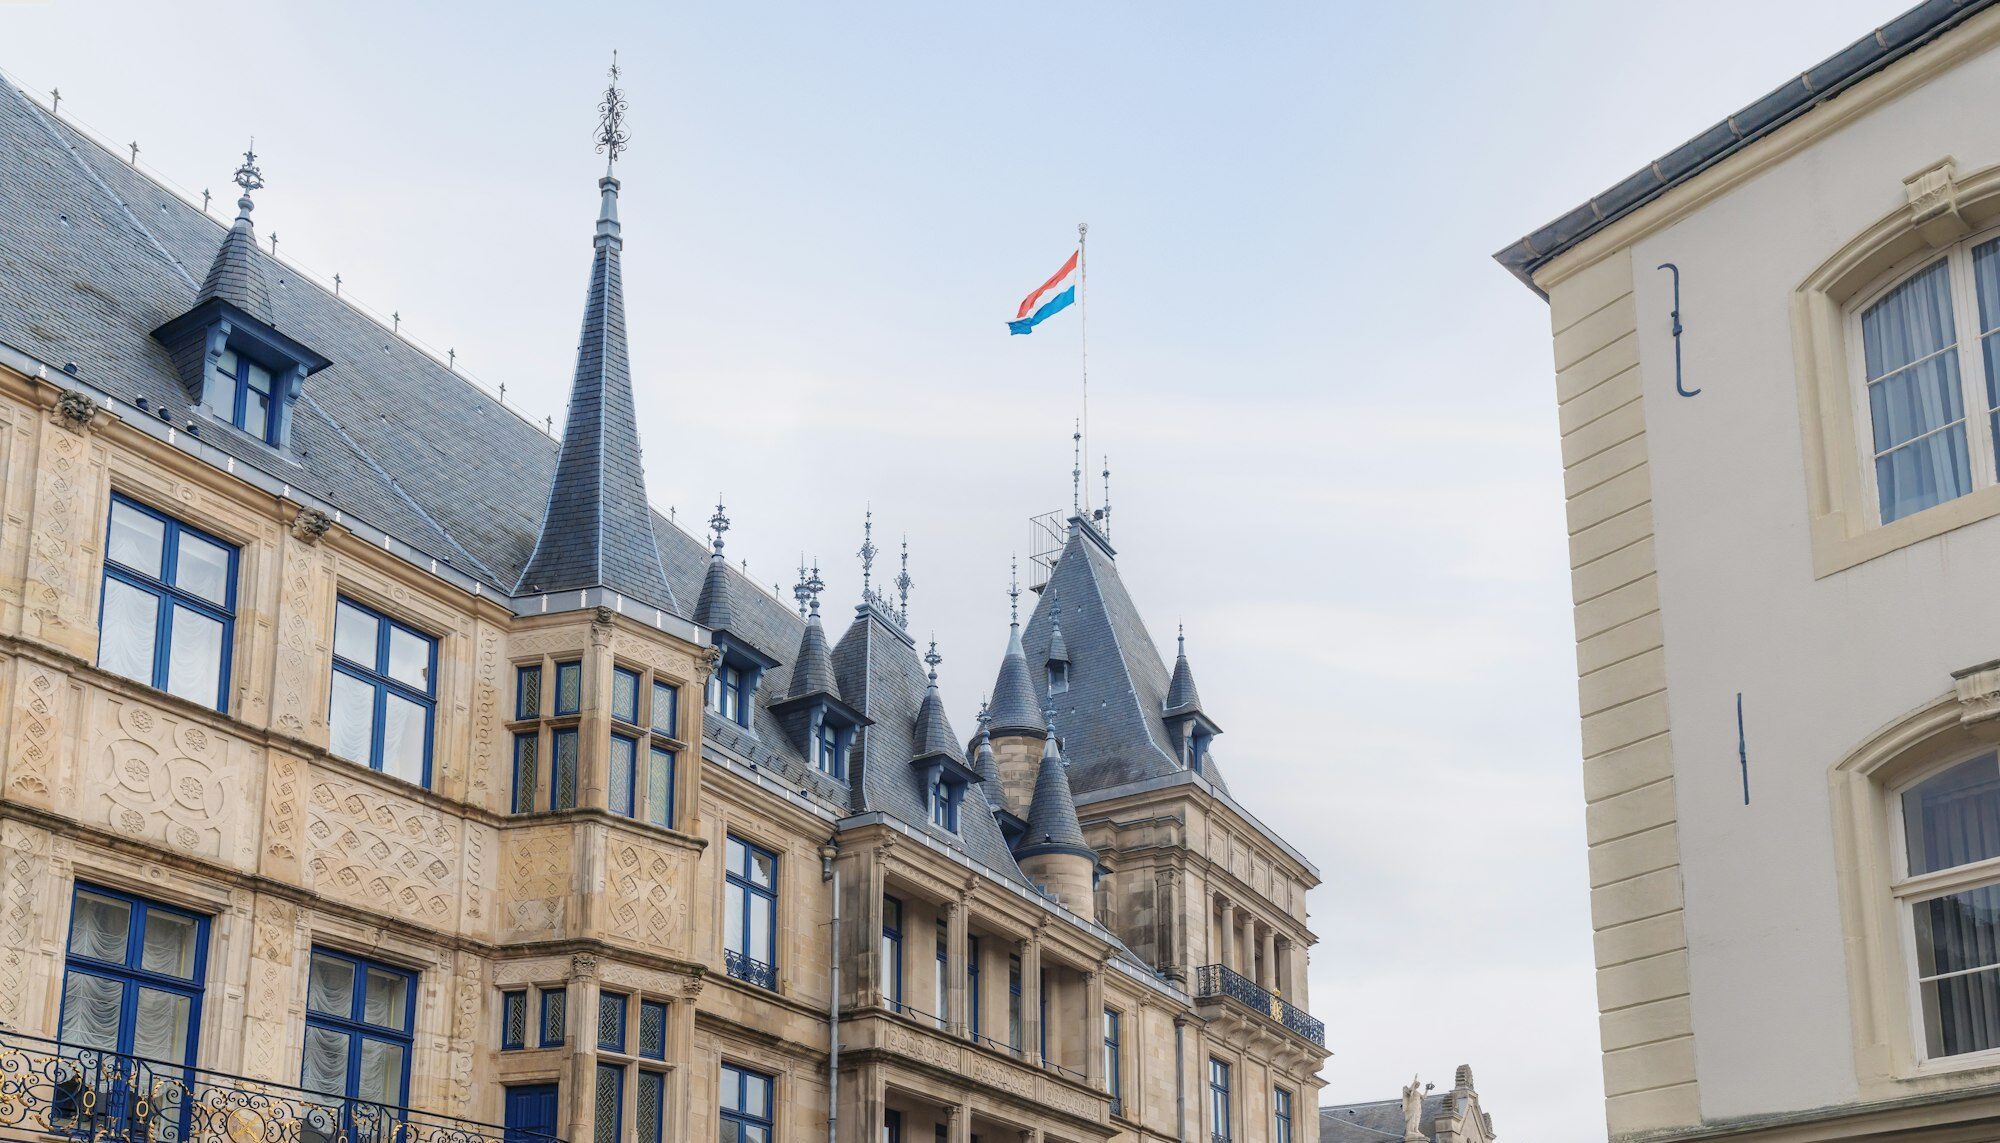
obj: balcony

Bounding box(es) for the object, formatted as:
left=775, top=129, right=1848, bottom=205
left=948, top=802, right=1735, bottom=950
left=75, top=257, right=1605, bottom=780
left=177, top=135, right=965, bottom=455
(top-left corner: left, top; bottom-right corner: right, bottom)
left=724, top=948, right=777, bottom=991
left=0, top=1029, right=548, bottom=1143
left=1193, top=964, right=1326, bottom=1048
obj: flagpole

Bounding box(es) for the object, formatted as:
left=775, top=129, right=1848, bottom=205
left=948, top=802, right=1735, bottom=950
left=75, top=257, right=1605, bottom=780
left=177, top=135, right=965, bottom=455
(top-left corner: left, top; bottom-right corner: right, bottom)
left=1078, top=221, right=1089, bottom=514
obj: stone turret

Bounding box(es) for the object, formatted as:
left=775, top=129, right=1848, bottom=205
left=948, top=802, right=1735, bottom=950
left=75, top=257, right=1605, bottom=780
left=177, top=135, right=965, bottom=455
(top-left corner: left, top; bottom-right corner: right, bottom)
left=1015, top=703, right=1096, bottom=918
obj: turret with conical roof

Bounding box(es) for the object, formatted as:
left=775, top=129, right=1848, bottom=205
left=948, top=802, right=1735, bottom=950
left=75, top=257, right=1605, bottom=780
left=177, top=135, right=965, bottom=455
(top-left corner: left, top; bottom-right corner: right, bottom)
left=516, top=66, right=676, bottom=611
left=986, top=558, right=1048, bottom=818
left=1015, top=690, right=1097, bottom=919
left=694, top=502, right=736, bottom=632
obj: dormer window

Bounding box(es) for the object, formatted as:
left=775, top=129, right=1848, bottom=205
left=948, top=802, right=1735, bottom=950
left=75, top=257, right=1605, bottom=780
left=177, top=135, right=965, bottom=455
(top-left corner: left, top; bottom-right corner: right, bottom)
left=202, top=348, right=279, bottom=443
left=815, top=720, right=849, bottom=778
left=709, top=661, right=747, bottom=724
left=929, top=773, right=964, bottom=832
left=706, top=634, right=776, bottom=731
left=1049, top=661, right=1069, bottom=694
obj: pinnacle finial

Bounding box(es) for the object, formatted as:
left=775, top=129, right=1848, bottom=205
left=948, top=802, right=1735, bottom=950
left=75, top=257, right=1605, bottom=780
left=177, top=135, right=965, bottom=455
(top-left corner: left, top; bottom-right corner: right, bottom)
left=859, top=509, right=878, bottom=602
left=924, top=638, right=942, bottom=683
left=1008, top=555, right=1021, bottom=625
left=793, top=555, right=812, bottom=618
left=895, top=535, right=913, bottom=624
left=595, top=51, right=630, bottom=176
left=231, top=139, right=264, bottom=221
left=1101, top=455, right=1113, bottom=537
left=708, top=499, right=729, bottom=555
left=1177, top=623, right=1186, bottom=655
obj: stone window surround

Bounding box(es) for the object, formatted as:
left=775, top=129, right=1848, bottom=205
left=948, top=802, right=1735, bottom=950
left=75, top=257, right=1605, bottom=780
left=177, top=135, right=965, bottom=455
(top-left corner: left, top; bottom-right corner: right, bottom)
left=1796, top=158, right=2000, bottom=576
left=1830, top=666, right=2000, bottom=1095
left=505, top=647, right=691, bottom=828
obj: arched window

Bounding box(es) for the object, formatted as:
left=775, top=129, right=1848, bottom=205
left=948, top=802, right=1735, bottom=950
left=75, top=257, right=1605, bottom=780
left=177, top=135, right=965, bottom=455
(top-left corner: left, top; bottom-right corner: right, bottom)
left=1895, top=750, right=2000, bottom=1058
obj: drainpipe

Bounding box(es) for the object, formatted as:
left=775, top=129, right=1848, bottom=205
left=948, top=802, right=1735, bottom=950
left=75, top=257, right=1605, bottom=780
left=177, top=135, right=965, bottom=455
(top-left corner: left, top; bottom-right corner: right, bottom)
left=822, top=842, right=841, bottom=1143
left=1174, top=1015, right=1188, bottom=1143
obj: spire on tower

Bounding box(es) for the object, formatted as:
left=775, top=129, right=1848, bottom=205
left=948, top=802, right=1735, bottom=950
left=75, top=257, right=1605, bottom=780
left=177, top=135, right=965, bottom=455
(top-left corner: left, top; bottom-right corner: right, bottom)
left=595, top=51, right=629, bottom=176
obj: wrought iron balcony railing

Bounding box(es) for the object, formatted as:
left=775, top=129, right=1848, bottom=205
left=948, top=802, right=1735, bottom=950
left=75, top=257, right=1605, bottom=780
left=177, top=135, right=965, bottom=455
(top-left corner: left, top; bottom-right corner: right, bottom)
left=1193, top=964, right=1326, bottom=1048
left=0, top=1028, right=552, bottom=1143
left=724, top=949, right=777, bottom=991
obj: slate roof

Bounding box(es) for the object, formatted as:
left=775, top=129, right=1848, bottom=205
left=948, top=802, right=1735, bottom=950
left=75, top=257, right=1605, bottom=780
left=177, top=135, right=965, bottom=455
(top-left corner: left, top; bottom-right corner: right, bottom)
left=785, top=605, right=839, bottom=701
left=1020, top=519, right=1230, bottom=797
left=695, top=547, right=735, bottom=632
left=195, top=196, right=273, bottom=322
left=987, top=623, right=1046, bottom=738
left=516, top=176, right=677, bottom=610
left=1164, top=630, right=1202, bottom=715
left=1319, top=1094, right=1448, bottom=1143
left=1494, top=0, right=1998, bottom=295
left=1017, top=735, right=1093, bottom=861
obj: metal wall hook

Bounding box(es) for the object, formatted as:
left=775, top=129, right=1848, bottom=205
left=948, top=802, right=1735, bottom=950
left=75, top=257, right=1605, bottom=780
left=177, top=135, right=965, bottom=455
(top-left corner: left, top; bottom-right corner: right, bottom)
left=1660, top=262, right=1699, bottom=397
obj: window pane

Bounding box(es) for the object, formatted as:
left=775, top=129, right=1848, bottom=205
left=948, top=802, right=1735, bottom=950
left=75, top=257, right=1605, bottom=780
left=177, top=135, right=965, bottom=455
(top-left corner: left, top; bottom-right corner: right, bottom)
left=60, top=971, right=124, bottom=1051
left=330, top=672, right=377, bottom=766
left=749, top=896, right=773, bottom=964
left=166, top=605, right=224, bottom=706
left=69, top=891, right=132, bottom=963
left=639, top=1001, right=666, bottom=1059
left=334, top=601, right=378, bottom=666
left=358, top=1037, right=405, bottom=1104
left=513, top=734, right=539, bottom=815
left=749, top=848, right=775, bottom=890
left=100, top=578, right=160, bottom=684
left=518, top=665, right=542, bottom=720
left=1905, top=753, right=2000, bottom=875
left=307, top=953, right=355, bottom=1016
left=609, top=736, right=636, bottom=816
left=242, top=385, right=270, bottom=439
left=381, top=692, right=430, bottom=786
left=1869, top=351, right=1966, bottom=454
left=652, top=682, right=677, bottom=736
left=140, top=910, right=199, bottom=979
left=725, top=886, right=745, bottom=956
left=599, top=992, right=626, bottom=1051
left=647, top=748, right=675, bottom=829
left=637, top=1071, right=664, bottom=1143
left=555, top=661, right=581, bottom=713
left=205, top=350, right=238, bottom=420
left=301, top=1025, right=351, bottom=1096
left=107, top=502, right=166, bottom=578
left=553, top=729, right=578, bottom=811
left=726, top=837, right=746, bottom=875
left=1876, top=423, right=1971, bottom=525
left=1864, top=260, right=1958, bottom=381
left=387, top=626, right=431, bottom=691
left=1916, top=884, right=2000, bottom=1057
left=503, top=992, right=527, bottom=1047
left=612, top=669, right=639, bottom=724
left=364, top=968, right=408, bottom=1030
left=595, top=1065, right=622, bottom=1143
left=543, top=989, right=566, bottom=1045
left=133, top=986, right=192, bottom=1064
left=742, top=1072, right=769, bottom=1118
left=174, top=533, right=231, bottom=606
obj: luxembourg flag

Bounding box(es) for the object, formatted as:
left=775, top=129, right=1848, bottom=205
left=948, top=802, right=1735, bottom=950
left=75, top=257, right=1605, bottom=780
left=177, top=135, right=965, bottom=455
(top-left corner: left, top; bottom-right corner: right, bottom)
left=1008, top=250, right=1080, bottom=335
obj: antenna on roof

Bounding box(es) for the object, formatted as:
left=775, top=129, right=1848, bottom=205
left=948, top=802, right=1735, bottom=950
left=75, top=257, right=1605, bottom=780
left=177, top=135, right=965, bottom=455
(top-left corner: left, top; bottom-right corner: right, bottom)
left=595, top=50, right=629, bottom=177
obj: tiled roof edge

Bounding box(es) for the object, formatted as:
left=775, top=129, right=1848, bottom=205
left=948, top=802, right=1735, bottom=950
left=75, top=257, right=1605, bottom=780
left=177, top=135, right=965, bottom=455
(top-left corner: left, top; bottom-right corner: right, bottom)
left=1493, top=0, right=1996, bottom=298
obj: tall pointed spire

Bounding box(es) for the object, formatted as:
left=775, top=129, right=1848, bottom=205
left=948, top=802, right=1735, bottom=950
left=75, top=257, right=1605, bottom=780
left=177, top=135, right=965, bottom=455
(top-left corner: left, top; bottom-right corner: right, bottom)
left=786, top=561, right=838, bottom=701
left=517, top=57, right=675, bottom=610
left=972, top=701, right=1003, bottom=789
left=1046, top=589, right=1069, bottom=666
left=1165, top=624, right=1203, bottom=714
left=1017, top=682, right=1091, bottom=861
left=988, top=555, right=1045, bottom=738
left=196, top=141, right=274, bottom=323
left=912, top=639, right=961, bottom=762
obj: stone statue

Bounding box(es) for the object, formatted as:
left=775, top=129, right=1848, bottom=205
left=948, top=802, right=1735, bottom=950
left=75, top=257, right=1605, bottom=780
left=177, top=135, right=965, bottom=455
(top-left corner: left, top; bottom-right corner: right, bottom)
left=1402, top=1075, right=1425, bottom=1140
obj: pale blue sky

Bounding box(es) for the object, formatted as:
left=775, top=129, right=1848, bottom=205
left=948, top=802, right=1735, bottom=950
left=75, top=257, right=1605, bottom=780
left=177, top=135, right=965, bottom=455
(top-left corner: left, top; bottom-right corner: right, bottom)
left=5, top=1, right=1908, bottom=1136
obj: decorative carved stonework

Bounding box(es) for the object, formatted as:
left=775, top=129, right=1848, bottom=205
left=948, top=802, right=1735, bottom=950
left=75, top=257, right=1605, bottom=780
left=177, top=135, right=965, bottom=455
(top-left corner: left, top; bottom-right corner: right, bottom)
left=593, top=605, right=616, bottom=629
left=570, top=953, right=599, bottom=981
left=1952, top=658, right=2000, bottom=727
left=290, top=507, right=333, bottom=545
left=1906, top=157, right=1971, bottom=247
left=54, top=389, right=98, bottom=433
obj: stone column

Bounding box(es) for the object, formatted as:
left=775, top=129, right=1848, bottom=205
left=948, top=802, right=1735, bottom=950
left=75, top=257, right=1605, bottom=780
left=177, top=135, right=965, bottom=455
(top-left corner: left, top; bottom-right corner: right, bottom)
left=1240, top=914, right=1257, bottom=981
left=565, top=957, right=601, bottom=1143
left=666, top=979, right=701, bottom=1143
left=582, top=612, right=614, bottom=809
left=945, top=899, right=968, bottom=1035
left=1022, top=936, right=1043, bottom=1067
left=1217, top=897, right=1235, bottom=972
left=1261, top=926, right=1278, bottom=993
left=947, top=1104, right=971, bottom=1143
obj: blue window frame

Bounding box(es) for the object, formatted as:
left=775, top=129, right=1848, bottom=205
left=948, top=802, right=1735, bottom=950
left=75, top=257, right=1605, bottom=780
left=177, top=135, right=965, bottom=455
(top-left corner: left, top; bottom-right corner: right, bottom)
left=1104, top=1009, right=1123, bottom=1116
left=1039, top=968, right=1049, bottom=1062
left=610, top=666, right=641, bottom=724
left=329, top=598, right=436, bottom=788
left=1209, top=1057, right=1232, bottom=1142
left=598, top=991, right=627, bottom=1052
left=638, top=1000, right=667, bottom=1060
left=516, top=664, right=543, bottom=720
left=934, top=921, right=948, bottom=1029
left=708, top=662, right=748, bottom=726
left=204, top=347, right=281, bottom=443
left=881, top=896, right=903, bottom=1012
left=592, top=1062, right=621, bottom=1143
left=301, top=949, right=417, bottom=1139
left=724, top=836, right=778, bottom=990
left=636, top=1068, right=666, bottom=1143
left=646, top=745, right=676, bottom=830
left=551, top=728, right=579, bottom=811
left=500, top=991, right=527, bottom=1050
left=99, top=496, right=237, bottom=712
left=511, top=733, right=538, bottom=815
left=719, top=1064, right=773, bottom=1143
left=815, top=722, right=844, bottom=778
left=609, top=734, right=638, bottom=817
left=1008, top=954, right=1023, bottom=1056
left=554, top=660, right=582, bottom=716
left=1274, top=1086, right=1294, bottom=1143
left=929, top=775, right=960, bottom=832
left=966, top=936, right=982, bottom=1041
left=504, top=1083, right=559, bottom=1143
left=540, top=987, right=566, bottom=1048
left=651, top=681, right=679, bottom=738
left=60, top=883, right=208, bottom=1062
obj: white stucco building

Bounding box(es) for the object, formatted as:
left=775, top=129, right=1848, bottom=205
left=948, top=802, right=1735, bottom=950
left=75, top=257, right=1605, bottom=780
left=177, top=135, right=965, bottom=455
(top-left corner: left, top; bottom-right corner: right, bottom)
left=1497, top=1, right=2000, bottom=1139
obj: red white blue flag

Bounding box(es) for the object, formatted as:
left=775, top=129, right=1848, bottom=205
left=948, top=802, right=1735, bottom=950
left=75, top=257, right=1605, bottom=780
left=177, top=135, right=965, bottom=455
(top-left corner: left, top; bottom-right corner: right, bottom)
left=1008, top=250, right=1080, bottom=335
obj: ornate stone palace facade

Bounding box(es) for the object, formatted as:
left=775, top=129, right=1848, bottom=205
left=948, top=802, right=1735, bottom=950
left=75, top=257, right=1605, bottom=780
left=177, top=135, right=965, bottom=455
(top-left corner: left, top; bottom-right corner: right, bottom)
left=0, top=66, right=1325, bottom=1143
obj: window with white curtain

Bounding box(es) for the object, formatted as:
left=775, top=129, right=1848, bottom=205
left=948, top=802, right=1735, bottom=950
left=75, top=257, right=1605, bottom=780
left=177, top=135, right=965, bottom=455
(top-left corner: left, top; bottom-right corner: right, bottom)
left=1854, top=235, right=2000, bottom=524
left=1897, top=750, right=2000, bottom=1059
left=300, top=948, right=416, bottom=1143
